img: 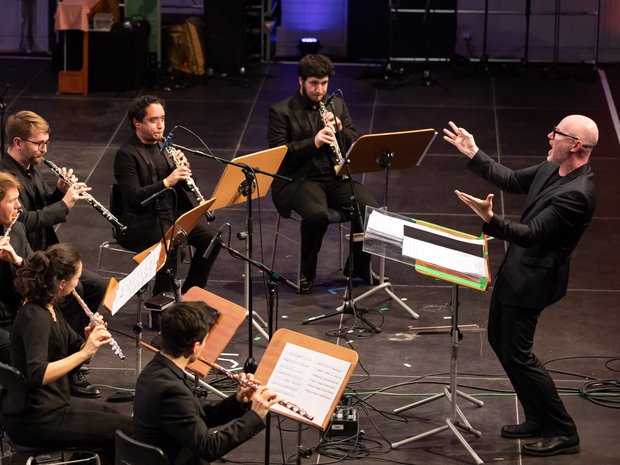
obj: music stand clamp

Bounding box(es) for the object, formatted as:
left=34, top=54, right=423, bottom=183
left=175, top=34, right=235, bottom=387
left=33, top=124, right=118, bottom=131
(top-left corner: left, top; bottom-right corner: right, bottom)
left=337, top=128, right=437, bottom=319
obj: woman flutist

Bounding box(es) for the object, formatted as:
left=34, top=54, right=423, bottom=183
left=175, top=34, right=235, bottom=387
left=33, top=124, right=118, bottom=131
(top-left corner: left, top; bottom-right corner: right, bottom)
left=134, top=301, right=278, bottom=465
left=4, top=243, right=133, bottom=464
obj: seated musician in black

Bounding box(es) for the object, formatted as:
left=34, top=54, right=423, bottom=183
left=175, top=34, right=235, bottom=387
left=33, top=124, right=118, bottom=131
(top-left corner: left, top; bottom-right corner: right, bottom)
left=133, top=301, right=277, bottom=465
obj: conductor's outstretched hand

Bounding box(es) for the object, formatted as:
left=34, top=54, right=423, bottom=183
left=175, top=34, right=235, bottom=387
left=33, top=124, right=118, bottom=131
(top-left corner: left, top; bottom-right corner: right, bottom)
left=455, top=190, right=494, bottom=223
left=443, top=121, right=479, bottom=159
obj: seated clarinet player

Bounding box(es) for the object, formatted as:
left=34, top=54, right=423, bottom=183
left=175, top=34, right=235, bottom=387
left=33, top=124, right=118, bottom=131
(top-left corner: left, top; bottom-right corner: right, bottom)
left=267, top=54, right=385, bottom=293
left=114, top=95, right=221, bottom=297
left=5, top=243, right=133, bottom=464
left=133, top=301, right=277, bottom=465
left=0, top=111, right=104, bottom=397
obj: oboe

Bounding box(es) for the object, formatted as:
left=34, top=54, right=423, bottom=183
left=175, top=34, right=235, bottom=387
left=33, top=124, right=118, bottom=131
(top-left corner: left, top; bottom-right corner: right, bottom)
left=1, top=209, right=22, bottom=240
left=202, top=359, right=314, bottom=421
left=318, top=100, right=345, bottom=167
left=70, top=290, right=125, bottom=360
left=42, top=158, right=127, bottom=233
left=163, top=146, right=215, bottom=221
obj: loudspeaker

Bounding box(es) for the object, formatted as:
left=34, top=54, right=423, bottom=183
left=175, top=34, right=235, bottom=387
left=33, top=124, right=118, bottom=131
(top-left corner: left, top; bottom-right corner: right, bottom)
left=204, top=0, right=247, bottom=74
left=89, top=27, right=148, bottom=91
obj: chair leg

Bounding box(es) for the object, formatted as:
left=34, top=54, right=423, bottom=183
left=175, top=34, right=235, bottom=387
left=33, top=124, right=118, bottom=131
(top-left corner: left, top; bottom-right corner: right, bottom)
left=270, top=215, right=281, bottom=270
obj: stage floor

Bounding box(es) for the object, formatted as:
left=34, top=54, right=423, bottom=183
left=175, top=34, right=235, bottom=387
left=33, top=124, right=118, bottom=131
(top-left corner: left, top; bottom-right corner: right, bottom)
left=1, top=57, right=619, bottom=465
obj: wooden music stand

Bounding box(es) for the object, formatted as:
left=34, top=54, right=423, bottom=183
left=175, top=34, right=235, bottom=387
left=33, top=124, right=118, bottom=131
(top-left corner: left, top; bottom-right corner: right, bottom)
left=141, top=286, right=247, bottom=377
left=255, top=328, right=358, bottom=430
left=208, top=146, right=287, bottom=213
left=206, top=146, right=287, bottom=352
left=337, top=128, right=437, bottom=319
left=133, top=198, right=216, bottom=267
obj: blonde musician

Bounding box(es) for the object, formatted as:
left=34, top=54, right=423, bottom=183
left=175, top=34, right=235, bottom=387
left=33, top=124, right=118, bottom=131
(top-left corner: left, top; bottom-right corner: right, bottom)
left=6, top=243, right=133, bottom=464
left=134, top=301, right=277, bottom=465
left=0, top=172, right=31, bottom=363
left=1, top=110, right=105, bottom=397
left=114, top=95, right=221, bottom=300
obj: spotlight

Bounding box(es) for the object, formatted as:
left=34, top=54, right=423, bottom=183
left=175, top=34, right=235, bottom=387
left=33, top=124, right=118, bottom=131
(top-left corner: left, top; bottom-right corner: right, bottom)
left=297, top=37, right=321, bottom=56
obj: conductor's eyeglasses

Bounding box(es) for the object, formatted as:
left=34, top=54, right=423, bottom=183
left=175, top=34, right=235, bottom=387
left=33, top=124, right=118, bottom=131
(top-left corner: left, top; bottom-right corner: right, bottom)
left=552, top=127, right=594, bottom=149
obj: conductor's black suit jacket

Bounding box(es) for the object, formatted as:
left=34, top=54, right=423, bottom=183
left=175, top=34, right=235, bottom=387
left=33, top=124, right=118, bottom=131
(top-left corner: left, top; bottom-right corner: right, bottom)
left=469, top=150, right=596, bottom=309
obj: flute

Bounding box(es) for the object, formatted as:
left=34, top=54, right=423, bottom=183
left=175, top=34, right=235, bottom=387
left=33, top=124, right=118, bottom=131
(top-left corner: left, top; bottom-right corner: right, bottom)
left=70, top=290, right=125, bottom=360
left=1, top=209, right=22, bottom=240
left=201, top=359, right=314, bottom=421
left=42, top=158, right=127, bottom=233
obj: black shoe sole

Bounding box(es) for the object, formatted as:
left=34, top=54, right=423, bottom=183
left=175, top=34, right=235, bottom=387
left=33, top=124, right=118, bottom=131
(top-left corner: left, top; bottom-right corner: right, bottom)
left=522, top=445, right=580, bottom=456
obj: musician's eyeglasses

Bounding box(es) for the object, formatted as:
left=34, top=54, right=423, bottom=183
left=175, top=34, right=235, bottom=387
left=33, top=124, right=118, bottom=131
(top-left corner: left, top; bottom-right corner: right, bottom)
left=552, top=127, right=594, bottom=149
left=20, top=138, right=51, bottom=151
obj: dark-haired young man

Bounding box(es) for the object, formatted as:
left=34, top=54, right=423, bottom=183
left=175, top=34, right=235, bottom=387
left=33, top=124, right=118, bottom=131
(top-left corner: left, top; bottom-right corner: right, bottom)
left=134, top=301, right=276, bottom=465
left=268, top=54, right=384, bottom=293
left=114, top=95, right=220, bottom=295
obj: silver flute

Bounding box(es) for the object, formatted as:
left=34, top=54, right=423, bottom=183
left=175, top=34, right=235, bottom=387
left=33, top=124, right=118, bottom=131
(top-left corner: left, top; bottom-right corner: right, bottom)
left=71, top=290, right=125, bottom=360
left=318, top=100, right=345, bottom=166
left=163, top=146, right=215, bottom=221
left=1, top=209, right=22, bottom=240
left=42, top=158, right=127, bottom=233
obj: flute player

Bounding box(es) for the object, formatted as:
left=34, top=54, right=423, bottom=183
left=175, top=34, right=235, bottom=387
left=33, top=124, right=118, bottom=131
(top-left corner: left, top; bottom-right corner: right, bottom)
left=1, top=110, right=105, bottom=398
left=134, top=301, right=277, bottom=465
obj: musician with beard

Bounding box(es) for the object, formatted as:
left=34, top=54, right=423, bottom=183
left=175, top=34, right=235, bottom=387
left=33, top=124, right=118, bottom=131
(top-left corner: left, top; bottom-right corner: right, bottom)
left=267, top=54, right=384, bottom=294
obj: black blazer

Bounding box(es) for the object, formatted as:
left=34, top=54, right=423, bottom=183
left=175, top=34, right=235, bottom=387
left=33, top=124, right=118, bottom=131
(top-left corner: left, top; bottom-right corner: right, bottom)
left=113, top=135, right=194, bottom=252
left=267, top=92, right=357, bottom=217
left=134, top=353, right=264, bottom=465
left=0, top=153, right=69, bottom=251
left=469, top=150, right=596, bottom=308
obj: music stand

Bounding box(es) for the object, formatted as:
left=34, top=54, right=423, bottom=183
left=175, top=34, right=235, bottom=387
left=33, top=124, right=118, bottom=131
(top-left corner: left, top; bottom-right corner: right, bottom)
left=203, top=146, right=287, bottom=371
left=103, top=200, right=214, bottom=397
left=367, top=210, right=490, bottom=465
left=140, top=286, right=247, bottom=399
left=336, top=128, right=436, bottom=319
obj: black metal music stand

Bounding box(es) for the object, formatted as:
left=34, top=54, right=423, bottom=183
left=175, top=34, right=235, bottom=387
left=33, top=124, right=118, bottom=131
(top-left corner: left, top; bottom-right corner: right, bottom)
left=336, top=129, right=437, bottom=319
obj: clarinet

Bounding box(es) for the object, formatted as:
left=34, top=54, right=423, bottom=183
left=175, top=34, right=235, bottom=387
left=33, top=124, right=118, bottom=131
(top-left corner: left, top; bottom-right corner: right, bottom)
left=318, top=100, right=345, bottom=167
left=163, top=146, right=215, bottom=221
left=71, top=290, right=125, bottom=360
left=202, top=359, right=314, bottom=421
left=1, top=209, right=22, bottom=240
left=42, top=158, right=127, bottom=233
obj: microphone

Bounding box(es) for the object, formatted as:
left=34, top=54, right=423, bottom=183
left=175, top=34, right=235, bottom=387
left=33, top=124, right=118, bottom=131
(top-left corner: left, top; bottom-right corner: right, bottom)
left=159, top=125, right=178, bottom=153
left=323, top=92, right=336, bottom=106
left=140, top=186, right=172, bottom=207
left=203, top=222, right=229, bottom=259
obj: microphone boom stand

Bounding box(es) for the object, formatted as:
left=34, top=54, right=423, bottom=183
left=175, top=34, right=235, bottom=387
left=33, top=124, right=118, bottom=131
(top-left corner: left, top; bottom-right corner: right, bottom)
left=169, top=142, right=290, bottom=372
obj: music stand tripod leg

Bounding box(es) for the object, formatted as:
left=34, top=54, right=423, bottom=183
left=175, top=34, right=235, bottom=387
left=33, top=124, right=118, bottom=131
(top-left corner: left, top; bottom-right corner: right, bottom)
left=390, top=284, right=484, bottom=465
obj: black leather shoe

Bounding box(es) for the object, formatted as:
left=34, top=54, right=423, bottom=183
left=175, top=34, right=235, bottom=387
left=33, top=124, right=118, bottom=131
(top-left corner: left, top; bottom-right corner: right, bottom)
left=79, top=365, right=90, bottom=375
left=298, top=276, right=313, bottom=294
left=69, top=372, right=101, bottom=398
left=522, top=434, right=580, bottom=457
left=501, top=421, right=542, bottom=438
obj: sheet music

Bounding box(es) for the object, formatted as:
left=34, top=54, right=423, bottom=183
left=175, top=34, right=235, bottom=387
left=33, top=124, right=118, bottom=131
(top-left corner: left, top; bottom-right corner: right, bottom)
left=266, top=343, right=351, bottom=427
left=110, top=243, right=161, bottom=315
left=402, top=236, right=487, bottom=278
left=365, top=208, right=409, bottom=245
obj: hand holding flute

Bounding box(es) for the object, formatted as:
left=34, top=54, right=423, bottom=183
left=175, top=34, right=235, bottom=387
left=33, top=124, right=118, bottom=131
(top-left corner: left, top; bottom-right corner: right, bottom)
left=71, top=290, right=126, bottom=360
left=235, top=372, right=279, bottom=420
